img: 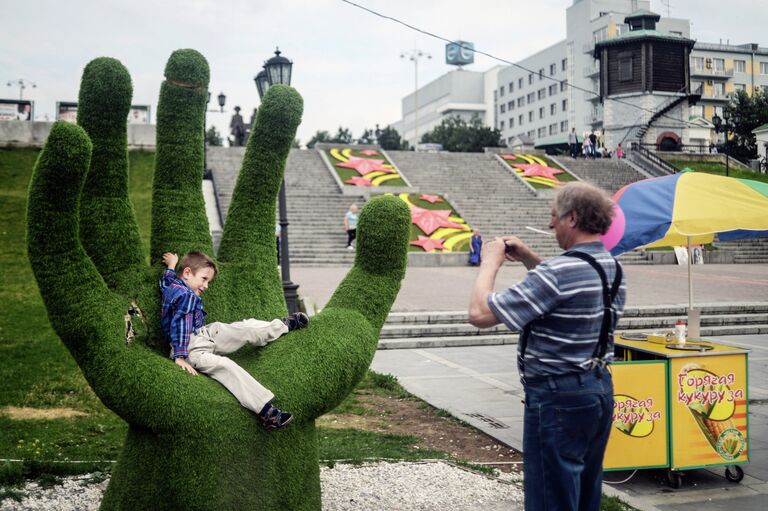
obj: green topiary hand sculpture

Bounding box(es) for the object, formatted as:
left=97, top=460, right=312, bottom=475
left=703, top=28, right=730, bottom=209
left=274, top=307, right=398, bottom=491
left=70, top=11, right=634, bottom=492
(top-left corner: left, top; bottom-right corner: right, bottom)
left=26, top=50, right=411, bottom=510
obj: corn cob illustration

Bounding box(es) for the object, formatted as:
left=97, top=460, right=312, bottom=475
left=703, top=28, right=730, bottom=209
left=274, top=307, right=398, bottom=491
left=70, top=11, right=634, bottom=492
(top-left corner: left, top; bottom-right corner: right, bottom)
left=680, top=363, right=740, bottom=456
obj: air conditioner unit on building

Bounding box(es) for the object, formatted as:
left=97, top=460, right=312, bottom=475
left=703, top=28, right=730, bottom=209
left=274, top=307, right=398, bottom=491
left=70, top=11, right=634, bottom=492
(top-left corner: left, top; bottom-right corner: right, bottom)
left=705, top=58, right=713, bottom=69
left=707, top=80, right=714, bottom=85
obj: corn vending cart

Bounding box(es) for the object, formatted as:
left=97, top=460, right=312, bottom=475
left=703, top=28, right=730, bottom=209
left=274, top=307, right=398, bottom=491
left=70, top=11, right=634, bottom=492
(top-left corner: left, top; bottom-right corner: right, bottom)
left=604, top=335, right=749, bottom=488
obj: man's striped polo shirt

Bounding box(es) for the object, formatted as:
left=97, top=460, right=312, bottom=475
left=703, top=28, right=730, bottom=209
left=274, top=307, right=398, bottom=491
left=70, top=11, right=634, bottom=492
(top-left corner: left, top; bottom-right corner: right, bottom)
left=488, top=241, right=627, bottom=379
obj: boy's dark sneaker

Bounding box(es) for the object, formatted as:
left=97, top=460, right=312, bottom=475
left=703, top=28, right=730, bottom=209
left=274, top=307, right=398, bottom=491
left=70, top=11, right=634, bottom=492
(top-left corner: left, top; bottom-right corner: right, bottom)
left=283, top=312, right=309, bottom=332
left=259, top=404, right=293, bottom=431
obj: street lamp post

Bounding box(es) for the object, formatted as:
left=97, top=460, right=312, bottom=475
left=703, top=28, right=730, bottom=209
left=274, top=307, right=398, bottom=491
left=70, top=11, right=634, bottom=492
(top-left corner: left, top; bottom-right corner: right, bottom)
left=204, top=91, right=226, bottom=174
left=256, top=47, right=300, bottom=314
left=6, top=78, right=36, bottom=100
left=400, top=49, right=431, bottom=150
left=712, top=110, right=738, bottom=177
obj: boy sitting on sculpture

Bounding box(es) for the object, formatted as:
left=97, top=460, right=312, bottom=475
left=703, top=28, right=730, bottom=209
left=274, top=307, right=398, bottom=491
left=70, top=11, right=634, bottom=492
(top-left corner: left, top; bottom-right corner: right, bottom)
left=160, top=251, right=308, bottom=430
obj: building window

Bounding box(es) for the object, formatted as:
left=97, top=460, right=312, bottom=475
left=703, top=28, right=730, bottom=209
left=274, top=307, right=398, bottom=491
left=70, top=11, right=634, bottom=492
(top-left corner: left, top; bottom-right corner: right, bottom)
left=519, top=78, right=524, bottom=88
left=560, top=80, right=568, bottom=92
left=528, top=111, right=534, bottom=122
left=714, top=105, right=724, bottom=117
left=508, top=83, right=514, bottom=93
left=734, top=83, right=746, bottom=93
left=527, top=92, right=535, bottom=103
left=519, top=114, right=524, bottom=125
left=691, top=80, right=703, bottom=93
left=499, top=86, right=505, bottom=97
left=549, top=123, right=557, bottom=135
left=549, top=84, right=558, bottom=95
left=539, top=107, right=545, bottom=119
left=537, top=88, right=546, bottom=100
left=761, top=62, right=768, bottom=75
left=518, top=97, right=525, bottom=107
left=500, top=120, right=505, bottom=130
left=562, top=99, right=568, bottom=111
left=560, top=120, right=568, bottom=132
left=539, top=68, right=544, bottom=80
left=593, top=27, right=607, bottom=44
left=713, top=82, right=725, bottom=96
left=550, top=63, right=556, bottom=76
left=500, top=104, right=506, bottom=113
left=734, top=60, right=746, bottom=73
left=527, top=130, right=535, bottom=138
left=508, top=101, right=514, bottom=110
left=692, top=57, right=704, bottom=70
left=528, top=73, right=534, bottom=84
left=510, top=117, right=515, bottom=128
left=713, top=58, right=725, bottom=71
left=690, top=105, right=704, bottom=117
left=538, top=127, right=546, bottom=137
left=550, top=103, right=556, bottom=115
left=618, top=56, right=633, bottom=82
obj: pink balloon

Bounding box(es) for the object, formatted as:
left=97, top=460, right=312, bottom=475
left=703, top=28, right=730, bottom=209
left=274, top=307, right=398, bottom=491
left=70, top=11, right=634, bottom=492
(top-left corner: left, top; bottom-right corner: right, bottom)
left=600, top=204, right=625, bottom=251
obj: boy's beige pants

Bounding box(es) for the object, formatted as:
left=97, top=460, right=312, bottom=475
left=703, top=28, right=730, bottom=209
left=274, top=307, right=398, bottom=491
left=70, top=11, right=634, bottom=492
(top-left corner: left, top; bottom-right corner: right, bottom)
left=187, top=319, right=288, bottom=414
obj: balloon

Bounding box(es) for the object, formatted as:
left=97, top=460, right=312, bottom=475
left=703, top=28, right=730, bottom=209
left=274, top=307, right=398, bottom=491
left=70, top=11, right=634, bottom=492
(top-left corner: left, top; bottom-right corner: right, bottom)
left=601, top=203, right=625, bottom=251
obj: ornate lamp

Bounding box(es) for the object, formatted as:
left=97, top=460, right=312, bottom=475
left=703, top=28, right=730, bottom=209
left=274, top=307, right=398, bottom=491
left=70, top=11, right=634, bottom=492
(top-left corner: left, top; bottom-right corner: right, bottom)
left=254, top=70, right=270, bottom=99
left=263, top=47, right=293, bottom=86
left=255, top=48, right=299, bottom=313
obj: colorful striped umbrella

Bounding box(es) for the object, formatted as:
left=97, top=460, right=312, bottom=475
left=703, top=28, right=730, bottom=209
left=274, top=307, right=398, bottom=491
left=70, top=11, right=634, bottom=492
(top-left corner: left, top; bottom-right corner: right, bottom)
left=607, top=171, right=768, bottom=313
left=610, top=172, right=768, bottom=256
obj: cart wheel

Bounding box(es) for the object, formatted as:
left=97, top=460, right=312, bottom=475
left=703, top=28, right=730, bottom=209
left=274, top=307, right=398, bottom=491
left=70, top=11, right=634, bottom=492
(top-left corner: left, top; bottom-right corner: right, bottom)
left=666, top=470, right=682, bottom=489
left=725, top=466, right=744, bottom=483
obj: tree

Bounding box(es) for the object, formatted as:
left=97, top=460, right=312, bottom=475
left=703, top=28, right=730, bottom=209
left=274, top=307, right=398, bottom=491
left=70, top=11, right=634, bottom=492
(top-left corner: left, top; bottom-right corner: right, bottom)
left=28, top=50, right=410, bottom=509
left=420, top=114, right=503, bottom=152
left=331, top=126, right=353, bottom=144
left=376, top=125, right=405, bottom=150
left=205, top=125, right=223, bottom=146
left=357, top=128, right=375, bottom=145
left=725, top=89, right=768, bottom=161
left=306, top=130, right=331, bottom=148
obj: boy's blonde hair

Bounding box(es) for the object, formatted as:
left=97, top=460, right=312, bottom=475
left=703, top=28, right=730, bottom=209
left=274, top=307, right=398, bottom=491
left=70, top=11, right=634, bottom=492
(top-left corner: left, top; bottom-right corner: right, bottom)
left=181, top=251, right=218, bottom=276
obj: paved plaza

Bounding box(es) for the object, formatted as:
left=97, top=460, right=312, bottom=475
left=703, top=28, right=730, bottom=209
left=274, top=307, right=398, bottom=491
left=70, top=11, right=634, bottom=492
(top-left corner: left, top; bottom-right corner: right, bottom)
left=295, top=262, right=768, bottom=510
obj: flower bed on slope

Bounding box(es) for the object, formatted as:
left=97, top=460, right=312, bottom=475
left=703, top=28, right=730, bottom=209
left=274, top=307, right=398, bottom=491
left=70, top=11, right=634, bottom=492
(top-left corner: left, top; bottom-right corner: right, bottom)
left=326, top=147, right=408, bottom=187
left=497, top=153, right=576, bottom=189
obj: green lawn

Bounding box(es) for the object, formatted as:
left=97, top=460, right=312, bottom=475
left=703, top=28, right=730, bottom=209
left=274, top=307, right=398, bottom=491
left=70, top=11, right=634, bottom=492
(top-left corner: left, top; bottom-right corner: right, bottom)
left=664, top=158, right=768, bottom=184
left=0, top=148, right=461, bottom=477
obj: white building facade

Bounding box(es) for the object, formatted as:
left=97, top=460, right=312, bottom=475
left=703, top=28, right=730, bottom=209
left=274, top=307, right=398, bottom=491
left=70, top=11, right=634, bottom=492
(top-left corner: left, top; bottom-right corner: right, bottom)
left=395, top=0, right=766, bottom=150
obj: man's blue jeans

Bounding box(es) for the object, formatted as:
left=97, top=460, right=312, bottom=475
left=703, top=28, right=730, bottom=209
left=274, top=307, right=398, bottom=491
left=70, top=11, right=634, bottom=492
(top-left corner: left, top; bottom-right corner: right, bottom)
left=522, top=367, right=613, bottom=511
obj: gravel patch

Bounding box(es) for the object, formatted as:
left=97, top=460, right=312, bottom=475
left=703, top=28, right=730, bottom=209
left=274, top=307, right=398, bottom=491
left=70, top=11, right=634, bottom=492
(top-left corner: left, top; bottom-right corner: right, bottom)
left=0, top=461, right=523, bottom=510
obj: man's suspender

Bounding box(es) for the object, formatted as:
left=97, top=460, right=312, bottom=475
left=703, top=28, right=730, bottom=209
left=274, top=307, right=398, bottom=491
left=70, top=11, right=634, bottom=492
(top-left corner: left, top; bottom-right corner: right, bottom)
left=517, top=251, right=623, bottom=380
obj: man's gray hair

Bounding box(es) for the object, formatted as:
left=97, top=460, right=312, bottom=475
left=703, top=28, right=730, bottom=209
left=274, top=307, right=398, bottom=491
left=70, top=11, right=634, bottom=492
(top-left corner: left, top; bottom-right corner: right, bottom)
left=553, top=182, right=614, bottom=235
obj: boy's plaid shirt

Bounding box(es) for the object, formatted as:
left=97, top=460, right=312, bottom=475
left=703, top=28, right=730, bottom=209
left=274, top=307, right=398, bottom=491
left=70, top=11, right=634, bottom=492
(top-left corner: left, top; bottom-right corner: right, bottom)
left=159, top=269, right=207, bottom=359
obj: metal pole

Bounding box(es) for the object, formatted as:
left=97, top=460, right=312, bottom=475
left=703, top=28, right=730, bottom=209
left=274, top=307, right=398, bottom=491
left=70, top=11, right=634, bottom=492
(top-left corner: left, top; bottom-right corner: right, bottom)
left=414, top=56, right=419, bottom=149
left=278, top=179, right=299, bottom=314
left=687, top=236, right=693, bottom=311
left=725, top=129, right=730, bottom=177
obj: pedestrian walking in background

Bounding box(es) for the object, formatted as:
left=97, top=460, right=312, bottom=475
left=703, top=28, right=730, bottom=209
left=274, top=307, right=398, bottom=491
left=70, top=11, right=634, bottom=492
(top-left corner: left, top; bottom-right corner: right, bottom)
left=344, top=203, right=359, bottom=250
left=468, top=230, right=483, bottom=266
left=568, top=128, right=579, bottom=158
left=582, top=136, right=592, bottom=159
left=589, top=131, right=598, bottom=159
left=469, top=182, right=627, bottom=511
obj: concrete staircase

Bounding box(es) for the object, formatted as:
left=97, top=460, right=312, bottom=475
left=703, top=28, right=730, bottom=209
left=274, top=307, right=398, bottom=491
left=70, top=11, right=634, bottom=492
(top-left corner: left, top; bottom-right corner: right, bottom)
left=714, top=238, right=768, bottom=263
left=208, top=147, right=366, bottom=265
left=550, top=156, right=648, bottom=195
left=387, top=150, right=564, bottom=259
left=378, top=303, right=768, bottom=349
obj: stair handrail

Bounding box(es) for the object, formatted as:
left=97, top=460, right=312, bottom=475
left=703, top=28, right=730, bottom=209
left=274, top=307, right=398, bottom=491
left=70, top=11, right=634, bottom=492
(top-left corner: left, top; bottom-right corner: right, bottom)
left=616, top=85, right=692, bottom=149
left=629, top=143, right=681, bottom=175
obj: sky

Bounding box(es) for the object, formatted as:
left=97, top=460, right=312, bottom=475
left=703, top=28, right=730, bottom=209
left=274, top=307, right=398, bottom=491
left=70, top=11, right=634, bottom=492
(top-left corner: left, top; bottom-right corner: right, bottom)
left=1, top=0, right=766, bottom=146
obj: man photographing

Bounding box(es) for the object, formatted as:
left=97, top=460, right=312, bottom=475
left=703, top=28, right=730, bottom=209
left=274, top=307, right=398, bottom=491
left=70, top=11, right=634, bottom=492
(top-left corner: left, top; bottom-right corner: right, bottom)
left=469, top=182, right=626, bottom=511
